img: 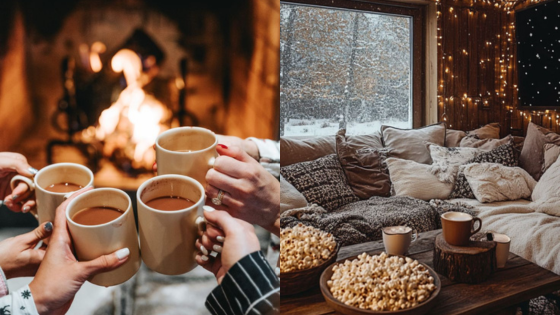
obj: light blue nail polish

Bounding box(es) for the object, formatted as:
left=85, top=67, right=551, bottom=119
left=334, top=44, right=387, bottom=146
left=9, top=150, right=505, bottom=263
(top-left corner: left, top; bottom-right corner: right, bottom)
left=28, top=167, right=38, bottom=175
left=12, top=195, right=19, bottom=201
left=22, top=206, right=30, bottom=213
left=45, top=222, right=53, bottom=232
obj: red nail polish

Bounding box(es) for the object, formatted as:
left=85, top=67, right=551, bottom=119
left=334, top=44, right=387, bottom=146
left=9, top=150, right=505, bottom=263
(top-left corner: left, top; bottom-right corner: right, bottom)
left=217, top=144, right=228, bottom=149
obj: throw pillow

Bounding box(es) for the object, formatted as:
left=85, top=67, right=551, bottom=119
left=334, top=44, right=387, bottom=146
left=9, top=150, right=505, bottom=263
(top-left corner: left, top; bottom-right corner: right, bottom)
left=381, top=122, right=446, bottom=164
left=336, top=129, right=391, bottom=199
left=446, top=129, right=467, bottom=147
left=386, top=157, right=454, bottom=200
left=449, top=142, right=518, bottom=199
left=428, top=144, right=480, bottom=183
left=280, top=175, right=308, bottom=214
left=463, top=163, right=536, bottom=203
left=466, top=122, right=501, bottom=139
left=532, top=154, right=560, bottom=216
left=519, top=122, right=560, bottom=180
left=280, top=135, right=336, bottom=167
left=542, top=143, right=560, bottom=174
left=460, top=135, right=513, bottom=151
left=280, top=154, right=359, bottom=211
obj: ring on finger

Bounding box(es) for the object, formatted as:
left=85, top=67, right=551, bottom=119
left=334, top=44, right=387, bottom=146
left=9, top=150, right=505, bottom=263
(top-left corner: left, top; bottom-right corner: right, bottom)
left=212, top=189, right=225, bottom=206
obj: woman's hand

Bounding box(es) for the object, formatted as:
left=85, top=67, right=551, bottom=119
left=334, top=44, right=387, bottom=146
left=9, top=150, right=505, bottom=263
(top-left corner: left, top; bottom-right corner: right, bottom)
left=0, top=222, right=52, bottom=279
left=205, top=145, right=280, bottom=236
left=195, top=206, right=260, bottom=284
left=29, top=188, right=130, bottom=315
left=0, top=152, right=37, bottom=213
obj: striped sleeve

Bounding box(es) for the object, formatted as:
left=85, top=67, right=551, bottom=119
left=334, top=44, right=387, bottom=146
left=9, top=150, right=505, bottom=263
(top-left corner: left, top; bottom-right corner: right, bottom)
left=205, top=251, right=280, bottom=315
left=0, top=285, right=40, bottom=315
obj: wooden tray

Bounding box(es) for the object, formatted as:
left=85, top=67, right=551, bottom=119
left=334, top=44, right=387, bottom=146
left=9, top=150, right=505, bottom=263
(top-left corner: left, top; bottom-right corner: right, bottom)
left=319, top=253, right=441, bottom=315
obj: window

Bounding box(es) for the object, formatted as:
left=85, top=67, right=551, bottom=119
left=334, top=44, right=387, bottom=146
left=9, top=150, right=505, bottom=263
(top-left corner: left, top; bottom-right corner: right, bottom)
left=280, top=0, right=426, bottom=136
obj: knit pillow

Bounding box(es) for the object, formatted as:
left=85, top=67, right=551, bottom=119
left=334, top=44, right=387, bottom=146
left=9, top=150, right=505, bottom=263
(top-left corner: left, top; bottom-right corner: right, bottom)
left=449, top=142, right=518, bottom=199
left=428, top=144, right=480, bottom=183
left=280, top=154, right=359, bottom=211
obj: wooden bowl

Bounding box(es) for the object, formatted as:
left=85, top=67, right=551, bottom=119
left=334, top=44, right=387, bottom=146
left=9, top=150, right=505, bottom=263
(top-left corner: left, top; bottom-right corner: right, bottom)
left=319, top=253, right=441, bottom=315
left=281, top=243, right=340, bottom=296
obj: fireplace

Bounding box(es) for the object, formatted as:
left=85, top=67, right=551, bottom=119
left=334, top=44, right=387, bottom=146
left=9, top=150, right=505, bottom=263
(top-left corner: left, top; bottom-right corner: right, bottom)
left=0, top=0, right=279, bottom=188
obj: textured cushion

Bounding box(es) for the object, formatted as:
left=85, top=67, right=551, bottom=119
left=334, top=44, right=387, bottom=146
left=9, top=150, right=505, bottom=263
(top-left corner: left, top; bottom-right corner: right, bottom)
left=336, top=129, right=391, bottom=199
left=280, top=136, right=336, bottom=167
left=280, top=154, right=359, bottom=211
left=542, top=143, right=560, bottom=174
left=446, top=129, right=467, bottom=147
left=449, top=142, right=518, bottom=199
left=428, top=144, right=479, bottom=183
left=467, top=122, right=501, bottom=139
left=460, top=135, right=513, bottom=151
left=463, top=163, right=536, bottom=203
left=386, top=157, right=454, bottom=200
left=519, top=122, right=560, bottom=180
left=381, top=123, right=446, bottom=164
left=532, top=154, right=560, bottom=216
left=280, top=175, right=308, bottom=214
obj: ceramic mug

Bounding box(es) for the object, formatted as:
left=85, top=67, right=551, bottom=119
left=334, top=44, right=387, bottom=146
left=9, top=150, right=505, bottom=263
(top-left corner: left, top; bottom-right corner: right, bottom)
left=155, top=127, right=218, bottom=186
left=66, top=188, right=141, bottom=286
left=441, top=212, right=482, bottom=246
left=382, top=226, right=417, bottom=255
left=493, top=233, right=511, bottom=268
left=137, top=174, right=206, bottom=275
left=10, top=163, right=94, bottom=224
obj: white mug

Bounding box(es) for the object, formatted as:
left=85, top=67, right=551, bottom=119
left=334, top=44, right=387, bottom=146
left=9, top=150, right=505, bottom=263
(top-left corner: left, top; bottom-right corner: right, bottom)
left=10, top=163, right=94, bottom=224
left=66, top=188, right=141, bottom=286
left=382, top=226, right=417, bottom=256
left=493, top=233, right=511, bottom=268
left=155, top=127, right=218, bottom=186
left=137, top=174, right=206, bottom=275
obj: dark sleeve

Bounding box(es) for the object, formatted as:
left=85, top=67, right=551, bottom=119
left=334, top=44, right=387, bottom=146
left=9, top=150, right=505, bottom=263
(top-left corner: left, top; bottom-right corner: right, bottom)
left=205, top=251, right=280, bottom=315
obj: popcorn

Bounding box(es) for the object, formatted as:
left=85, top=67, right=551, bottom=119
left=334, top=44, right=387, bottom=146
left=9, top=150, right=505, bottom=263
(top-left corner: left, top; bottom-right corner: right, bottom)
left=280, top=223, right=337, bottom=273
left=327, top=252, right=437, bottom=311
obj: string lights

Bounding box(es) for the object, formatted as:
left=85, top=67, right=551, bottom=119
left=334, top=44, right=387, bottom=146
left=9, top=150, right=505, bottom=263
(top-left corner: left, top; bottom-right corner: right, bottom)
left=436, top=0, right=557, bottom=133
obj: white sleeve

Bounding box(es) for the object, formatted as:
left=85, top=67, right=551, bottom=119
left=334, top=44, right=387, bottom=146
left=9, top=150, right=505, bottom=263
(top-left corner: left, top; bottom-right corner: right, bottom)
left=0, top=286, right=40, bottom=315
left=0, top=267, right=8, bottom=297
left=247, top=138, right=280, bottom=162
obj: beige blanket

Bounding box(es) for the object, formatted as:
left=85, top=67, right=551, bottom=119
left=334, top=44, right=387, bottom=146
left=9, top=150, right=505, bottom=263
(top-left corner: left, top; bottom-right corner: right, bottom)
left=449, top=198, right=560, bottom=275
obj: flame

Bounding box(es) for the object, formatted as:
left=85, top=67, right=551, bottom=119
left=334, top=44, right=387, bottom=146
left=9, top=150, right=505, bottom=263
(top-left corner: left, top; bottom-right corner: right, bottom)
left=93, top=49, right=170, bottom=169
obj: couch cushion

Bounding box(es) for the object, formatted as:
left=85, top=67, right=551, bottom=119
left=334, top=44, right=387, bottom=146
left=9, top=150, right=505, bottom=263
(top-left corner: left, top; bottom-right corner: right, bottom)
left=532, top=154, right=560, bottom=216
left=519, top=122, right=560, bottom=180
left=542, top=143, right=560, bottom=174
left=446, top=129, right=467, bottom=147
left=280, top=154, right=358, bottom=211
left=335, top=129, right=391, bottom=199
left=280, top=175, right=308, bottom=214
left=429, top=144, right=480, bottom=183
left=386, top=157, right=454, bottom=200
left=460, top=135, right=512, bottom=150
left=280, top=135, right=336, bottom=167
left=463, top=163, right=536, bottom=203
left=449, top=142, right=518, bottom=199
left=381, top=122, right=446, bottom=164
left=467, top=122, right=501, bottom=139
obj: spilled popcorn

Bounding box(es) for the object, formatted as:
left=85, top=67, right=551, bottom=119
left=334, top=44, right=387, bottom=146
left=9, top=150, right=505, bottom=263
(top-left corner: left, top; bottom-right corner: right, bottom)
left=327, top=252, right=437, bottom=311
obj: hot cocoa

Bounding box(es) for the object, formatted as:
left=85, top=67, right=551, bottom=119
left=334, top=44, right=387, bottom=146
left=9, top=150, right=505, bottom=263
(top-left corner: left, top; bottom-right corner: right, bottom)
left=145, top=196, right=195, bottom=211
left=72, top=206, right=125, bottom=225
left=45, top=182, right=83, bottom=193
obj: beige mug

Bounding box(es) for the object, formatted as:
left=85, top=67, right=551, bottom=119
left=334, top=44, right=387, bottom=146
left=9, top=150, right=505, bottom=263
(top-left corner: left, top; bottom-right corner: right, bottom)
left=66, top=188, right=141, bottom=286
left=155, top=127, right=218, bottom=186
left=382, top=226, right=417, bottom=255
left=493, top=233, right=511, bottom=268
left=10, top=163, right=94, bottom=224
left=137, top=174, right=206, bottom=275
left=441, top=212, right=482, bottom=246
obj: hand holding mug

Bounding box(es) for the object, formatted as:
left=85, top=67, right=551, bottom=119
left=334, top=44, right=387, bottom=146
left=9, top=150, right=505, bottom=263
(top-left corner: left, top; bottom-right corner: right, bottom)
left=195, top=206, right=261, bottom=284
left=0, top=152, right=37, bottom=213
left=29, top=188, right=130, bottom=315
left=205, top=145, right=280, bottom=236
left=0, top=222, right=52, bottom=279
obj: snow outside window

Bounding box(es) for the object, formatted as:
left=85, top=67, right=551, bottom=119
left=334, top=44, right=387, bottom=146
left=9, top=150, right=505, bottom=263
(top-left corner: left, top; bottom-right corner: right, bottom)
left=280, top=3, right=413, bottom=136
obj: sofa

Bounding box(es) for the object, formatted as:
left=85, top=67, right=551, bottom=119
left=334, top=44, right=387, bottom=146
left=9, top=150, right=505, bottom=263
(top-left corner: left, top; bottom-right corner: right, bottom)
left=280, top=122, right=560, bottom=275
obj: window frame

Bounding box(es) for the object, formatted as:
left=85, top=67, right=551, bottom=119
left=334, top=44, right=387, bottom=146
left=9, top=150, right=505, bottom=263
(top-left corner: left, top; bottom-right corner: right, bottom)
left=281, top=0, right=427, bottom=131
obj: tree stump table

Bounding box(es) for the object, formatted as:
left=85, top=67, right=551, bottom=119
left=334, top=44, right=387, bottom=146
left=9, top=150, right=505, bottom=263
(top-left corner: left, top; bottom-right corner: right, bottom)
left=433, top=234, right=496, bottom=284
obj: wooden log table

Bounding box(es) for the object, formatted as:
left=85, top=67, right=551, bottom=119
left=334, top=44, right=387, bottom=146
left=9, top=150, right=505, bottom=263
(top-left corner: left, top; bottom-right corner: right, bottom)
left=281, top=229, right=560, bottom=315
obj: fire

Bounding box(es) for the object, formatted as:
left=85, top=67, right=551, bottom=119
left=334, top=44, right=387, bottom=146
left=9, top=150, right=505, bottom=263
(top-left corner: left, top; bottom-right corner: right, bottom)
left=93, top=48, right=170, bottom=170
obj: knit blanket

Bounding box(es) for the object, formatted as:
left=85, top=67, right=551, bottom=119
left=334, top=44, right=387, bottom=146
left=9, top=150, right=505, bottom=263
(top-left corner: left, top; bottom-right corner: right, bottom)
left=280, top=196, right=476, bottom=246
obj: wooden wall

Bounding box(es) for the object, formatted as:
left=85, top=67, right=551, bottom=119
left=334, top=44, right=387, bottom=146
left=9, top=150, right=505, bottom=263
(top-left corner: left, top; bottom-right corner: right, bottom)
left=436, top=0, right=555, bottom=137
